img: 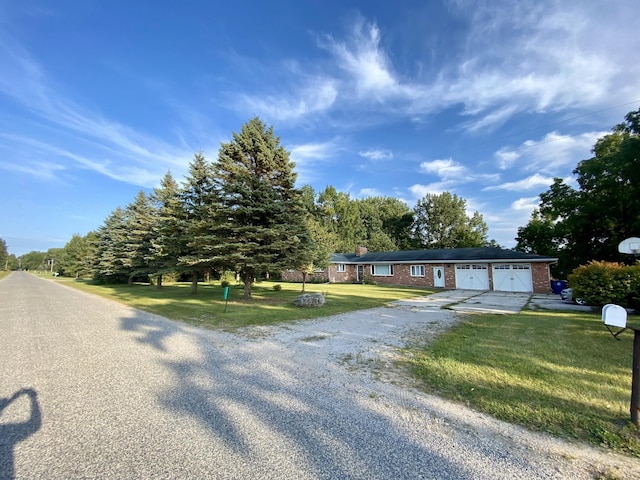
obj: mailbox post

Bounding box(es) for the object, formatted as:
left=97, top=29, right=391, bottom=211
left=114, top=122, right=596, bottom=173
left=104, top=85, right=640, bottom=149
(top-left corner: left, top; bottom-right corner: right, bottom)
left=613, top=237, right=640, bottom=425
left=632, top=330, right=640, bottom=425
left=602, top=303, right=640, bottom=426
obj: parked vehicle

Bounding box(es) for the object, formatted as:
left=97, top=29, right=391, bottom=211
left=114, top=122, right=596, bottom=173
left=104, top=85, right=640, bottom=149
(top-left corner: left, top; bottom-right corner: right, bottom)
left=560, top=287, right=587, bottom=305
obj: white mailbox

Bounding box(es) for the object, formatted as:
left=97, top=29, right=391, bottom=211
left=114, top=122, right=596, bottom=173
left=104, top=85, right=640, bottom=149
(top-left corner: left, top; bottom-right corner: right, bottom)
left=602, top=304, right=627, bottom=329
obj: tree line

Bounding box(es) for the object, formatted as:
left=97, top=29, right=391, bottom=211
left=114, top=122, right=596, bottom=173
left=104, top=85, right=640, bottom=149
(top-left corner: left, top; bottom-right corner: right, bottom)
left=15, top=117, right=494, bottom=293
left=11, top=109, right=638, bottom=287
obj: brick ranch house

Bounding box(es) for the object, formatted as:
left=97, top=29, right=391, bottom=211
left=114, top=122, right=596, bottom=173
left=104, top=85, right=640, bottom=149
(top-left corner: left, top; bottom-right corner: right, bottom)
left=282, top=247, right=558, bottom=294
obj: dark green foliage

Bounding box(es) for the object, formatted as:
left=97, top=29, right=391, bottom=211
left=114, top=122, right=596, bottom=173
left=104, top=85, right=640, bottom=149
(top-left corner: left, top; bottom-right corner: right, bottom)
left=569, top=261, right=640, bottom=308
left=0, top=238, right=8, bottom=270
left=317, top=186, right=366, bottom=252
left=57, top=233, right=96, bottom=278
left=122, top=191, right=156, bottom=284
left=412, top=192, right=488, bottom=249
left=149, top=171, right=184, bottom=288
left=210, top=117, right=312, bottom=299
left=18, top=251, right=47, bottom=271
left=179, top=153, right=220, bottom=294
left=93, top=207, right=131, bottom=283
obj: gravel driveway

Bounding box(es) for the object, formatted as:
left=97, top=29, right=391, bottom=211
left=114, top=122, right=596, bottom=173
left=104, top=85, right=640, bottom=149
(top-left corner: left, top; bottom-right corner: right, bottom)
left=1, top=272, right=638, bottom=479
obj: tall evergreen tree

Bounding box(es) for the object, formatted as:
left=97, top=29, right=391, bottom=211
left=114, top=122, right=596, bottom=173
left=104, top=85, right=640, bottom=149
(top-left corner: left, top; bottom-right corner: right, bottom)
left=179, top=153, right=220, bottom=294
left=149, top=171, right=184, bottom=288
left=121, top=190, right=156, bottom=284
left=94, top=207, right=130, bottom=282
left=210, top=117, right=311, bottom=299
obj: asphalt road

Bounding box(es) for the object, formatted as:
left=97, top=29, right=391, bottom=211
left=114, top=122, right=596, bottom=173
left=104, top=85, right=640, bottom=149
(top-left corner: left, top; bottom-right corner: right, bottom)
left=1, top=272, right=637, bottom=479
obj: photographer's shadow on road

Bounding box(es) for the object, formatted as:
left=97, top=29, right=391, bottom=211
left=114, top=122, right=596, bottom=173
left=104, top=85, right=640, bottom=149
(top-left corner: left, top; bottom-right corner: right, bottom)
left=0, top=388, right=42, bottom=480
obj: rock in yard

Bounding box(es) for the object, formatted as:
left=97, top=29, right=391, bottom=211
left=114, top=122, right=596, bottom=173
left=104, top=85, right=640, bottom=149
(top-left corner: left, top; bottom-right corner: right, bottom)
left=294, top=293, right=326, bottom=308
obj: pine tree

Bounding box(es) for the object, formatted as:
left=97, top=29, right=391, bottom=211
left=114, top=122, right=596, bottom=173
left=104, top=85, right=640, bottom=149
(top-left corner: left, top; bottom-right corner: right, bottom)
left=210, top=117, right=311, bottom=299
left=121, top=190, right=156, bottom=284
left=149, top=171, right=184, bottom=288
left=179, top=153, right=219, bottom=294
left=94, top=207, right=130, bottom=282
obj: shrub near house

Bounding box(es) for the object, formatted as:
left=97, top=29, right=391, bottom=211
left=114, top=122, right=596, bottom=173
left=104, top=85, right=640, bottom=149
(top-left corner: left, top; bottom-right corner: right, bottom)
left=569, top=261, right=640, bottom=309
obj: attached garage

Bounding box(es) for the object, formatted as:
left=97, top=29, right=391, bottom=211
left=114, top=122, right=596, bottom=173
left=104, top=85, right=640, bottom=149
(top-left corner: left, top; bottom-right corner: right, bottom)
left=455, top=264, right=489, bottom=290
left=492, top=264, right=533, bottom=292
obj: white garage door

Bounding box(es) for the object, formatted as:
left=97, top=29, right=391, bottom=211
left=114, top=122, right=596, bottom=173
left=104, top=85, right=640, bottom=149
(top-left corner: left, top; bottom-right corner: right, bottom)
left=492, top=264, right=533, bottom=292
left=455, top=264, right=489, bottom=290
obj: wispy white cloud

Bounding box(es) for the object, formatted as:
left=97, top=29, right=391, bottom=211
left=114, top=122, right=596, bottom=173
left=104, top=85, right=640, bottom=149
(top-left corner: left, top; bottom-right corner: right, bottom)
left=358, top=148, right=393, bottom=161
left=0, top=157, right=65, bottom=181
left=320, top=17, right=398, bottom=98
left=493, top=131, right=605, bottom=174
left=233, top=3, right=640, bottom=130
left=288, top=138, right=342, bottom=184
left=484, top=173, right=554, bottom=192
left=357, top=187, right=383, bottom=198
left=0, top=32, right=194, bottom=187
left=409, top=182, right=454, bottom=199
left=289, top=139, right=340, bottom=163
left=511, top=196, right=540, bottom=211
left=236, top=76, right=338, bottom=122
left=419, top=158, right=468, bottom=179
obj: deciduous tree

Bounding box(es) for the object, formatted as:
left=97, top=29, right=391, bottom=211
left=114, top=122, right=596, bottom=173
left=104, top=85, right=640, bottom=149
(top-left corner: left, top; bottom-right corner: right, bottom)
left=412, top=192, right=488, bottom=249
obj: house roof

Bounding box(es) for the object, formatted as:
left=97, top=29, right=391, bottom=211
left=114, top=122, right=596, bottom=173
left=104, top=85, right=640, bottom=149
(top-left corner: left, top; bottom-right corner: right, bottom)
left=331, top=247, right=557, bottom=264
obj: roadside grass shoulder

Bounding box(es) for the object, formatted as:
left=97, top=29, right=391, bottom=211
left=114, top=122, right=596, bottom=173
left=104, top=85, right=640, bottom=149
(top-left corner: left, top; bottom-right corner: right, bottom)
left=0, top=271, right=11, bottom=281
left=43, top=275, right=434, bottom=329
left=403, top=309, right=640, bottom=456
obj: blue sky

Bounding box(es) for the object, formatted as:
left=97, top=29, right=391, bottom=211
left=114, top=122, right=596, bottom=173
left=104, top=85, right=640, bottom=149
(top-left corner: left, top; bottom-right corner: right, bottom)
left=1, top=0, right=639, bottom=256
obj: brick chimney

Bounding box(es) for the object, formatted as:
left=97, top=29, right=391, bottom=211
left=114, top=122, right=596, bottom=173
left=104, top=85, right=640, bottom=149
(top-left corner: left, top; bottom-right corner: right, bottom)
left=355, top=246, right=368, bottom=257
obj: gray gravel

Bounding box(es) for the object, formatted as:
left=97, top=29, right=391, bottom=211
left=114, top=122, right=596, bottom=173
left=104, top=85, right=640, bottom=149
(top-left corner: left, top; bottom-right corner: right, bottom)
left=1, top=272, right=638, bottom=479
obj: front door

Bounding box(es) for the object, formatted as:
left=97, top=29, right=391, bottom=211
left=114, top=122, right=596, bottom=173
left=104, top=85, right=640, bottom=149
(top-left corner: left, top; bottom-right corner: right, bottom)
left=433, top=267, right=445, bottom=288
left=357, top=265, right=364, bottom=282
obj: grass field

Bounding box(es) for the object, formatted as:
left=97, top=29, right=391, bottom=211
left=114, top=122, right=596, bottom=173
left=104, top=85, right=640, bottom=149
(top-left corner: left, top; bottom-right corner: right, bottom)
left=403, top=309, right=640, bottom=456
left=46, top=275, right=434, bottom=329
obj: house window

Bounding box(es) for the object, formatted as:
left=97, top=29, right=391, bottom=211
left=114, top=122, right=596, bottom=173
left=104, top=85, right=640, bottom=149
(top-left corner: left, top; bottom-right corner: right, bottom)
left=410, top=265, right=425, bottom=277
left=336, top=264, right=346, bottom=273
left=314, top=267, right=325, bottom=273
left=371, top=264, right=393, bottom=276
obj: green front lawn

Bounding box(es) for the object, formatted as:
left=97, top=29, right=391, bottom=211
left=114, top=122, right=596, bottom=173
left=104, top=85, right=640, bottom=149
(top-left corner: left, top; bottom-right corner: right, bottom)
left=48, top=276, right=434, bottom=329
left=403, top=310, right=640, bottom=456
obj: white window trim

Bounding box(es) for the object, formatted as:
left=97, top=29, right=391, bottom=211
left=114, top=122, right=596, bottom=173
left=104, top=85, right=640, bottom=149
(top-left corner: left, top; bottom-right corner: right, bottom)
left=410, top=265, right=425, bottom=277
left=335, top=263, right=346, bottom=273
left=371, top=264, right=394, bottom=276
